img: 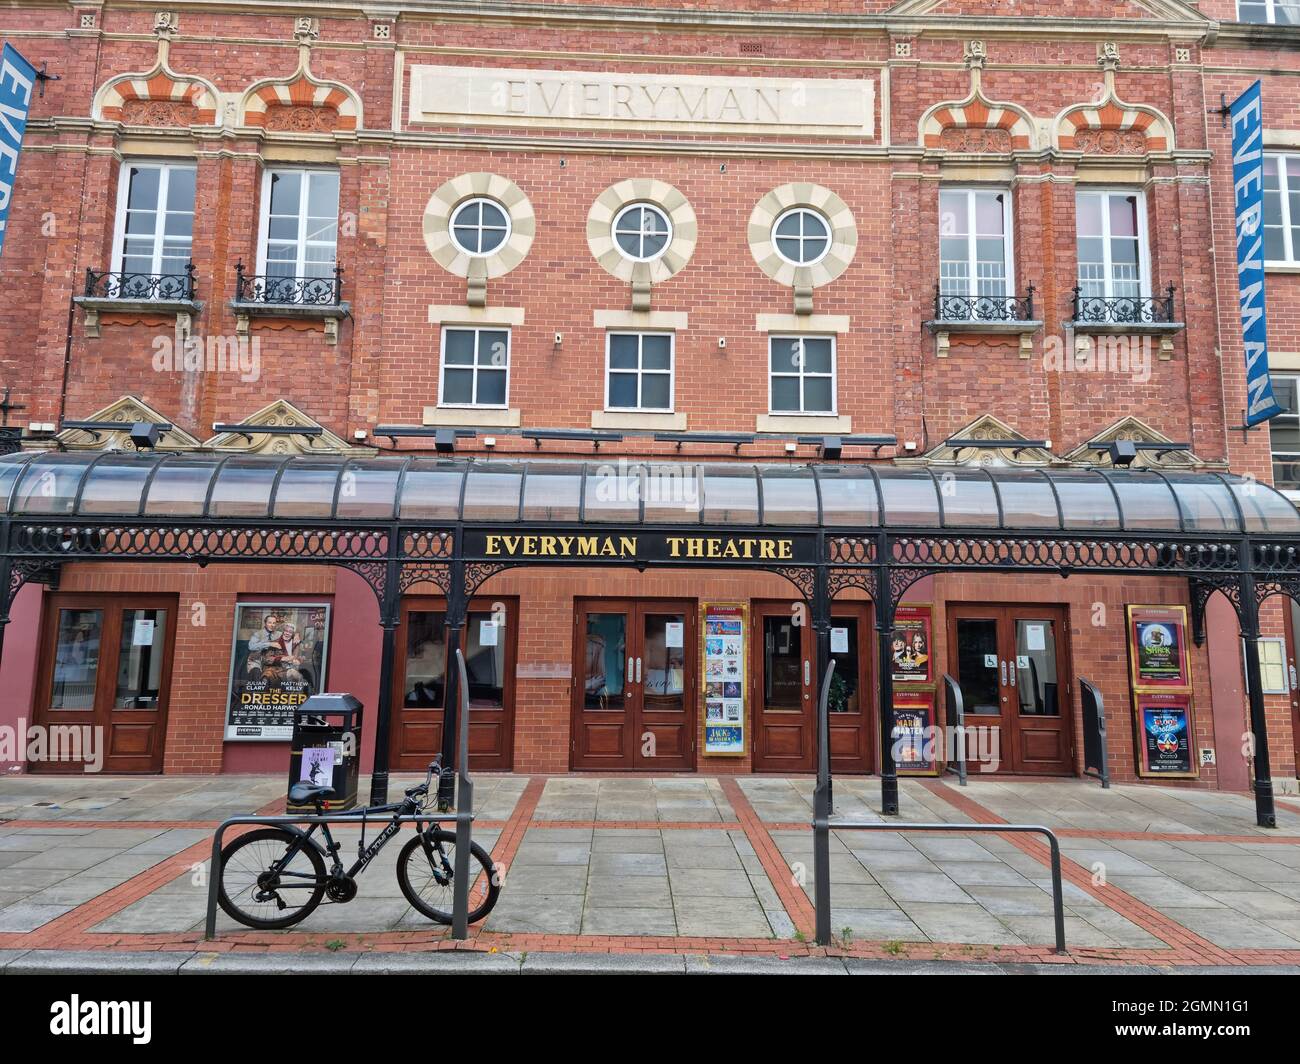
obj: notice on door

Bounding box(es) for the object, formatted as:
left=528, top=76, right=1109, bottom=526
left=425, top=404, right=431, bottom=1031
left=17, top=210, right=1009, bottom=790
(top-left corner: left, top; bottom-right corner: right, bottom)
left=665, top=621, right=684, bottom=649
left=131, top=618, right=156, bottom=646
left=831, top=627, right=849, bottom=654
left=701, top=603, right=747, bottom=756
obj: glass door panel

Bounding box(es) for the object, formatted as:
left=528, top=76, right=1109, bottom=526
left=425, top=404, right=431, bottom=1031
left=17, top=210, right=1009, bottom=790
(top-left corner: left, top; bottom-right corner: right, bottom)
left=642, top=612, right=686, bottom=713
left=584, top=612, right=627, bottom=711
left=465, top=611, right=506, bottom=710
left=955, top=617, right=1001, bottom=714
left=114, top=609, right=167, bottom=709
left=763, top=615, right=803, bottom=709
left=51, top=609, right=103, bottom=710
left=829, top=616, right=861, bottom=714
left=1015, top=619, right=1059, bottom=717
left=403, top=610, right=447, bottom=707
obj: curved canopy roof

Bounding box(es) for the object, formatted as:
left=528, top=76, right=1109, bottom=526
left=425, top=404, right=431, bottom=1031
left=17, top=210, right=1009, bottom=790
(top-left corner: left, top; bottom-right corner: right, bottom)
left=0, top=452, right=1296, bottom=535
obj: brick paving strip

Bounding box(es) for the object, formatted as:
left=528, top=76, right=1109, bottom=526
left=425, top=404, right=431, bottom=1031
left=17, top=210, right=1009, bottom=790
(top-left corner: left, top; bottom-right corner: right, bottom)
left=718, top=777, right=818, bottom=939
left=919, top=779, right=1247, bottom=967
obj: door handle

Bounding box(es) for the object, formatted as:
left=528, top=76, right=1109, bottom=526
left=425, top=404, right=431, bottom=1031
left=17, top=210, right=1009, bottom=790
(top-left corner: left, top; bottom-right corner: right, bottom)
left=1009, top=660, right=1016, bottom=688
left=628, top=656, right=635, bottom=686
left=804, top=660, right=811, bottom=686
left=636, top=657, right=642, bottom=684
left=1000, top=660, right=1007, bottom=686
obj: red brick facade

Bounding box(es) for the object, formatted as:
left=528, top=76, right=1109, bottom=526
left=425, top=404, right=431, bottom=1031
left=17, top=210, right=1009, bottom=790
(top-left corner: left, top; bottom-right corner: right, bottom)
left=0, top=0, right=1297, bottom=790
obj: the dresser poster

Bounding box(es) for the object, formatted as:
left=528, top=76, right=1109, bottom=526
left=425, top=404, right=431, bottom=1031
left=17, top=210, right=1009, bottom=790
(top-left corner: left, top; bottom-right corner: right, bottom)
left=225, top=603, right=331, bottom=740
left=891, top=605, right=933, bottom=684
left=892, top=692, right=937, bottom=775
left=701, top=603, right=747, bottom=755
left=1127, top=605, right=1190, bottom=688
left=1136, top=692, right=1196, bottom=777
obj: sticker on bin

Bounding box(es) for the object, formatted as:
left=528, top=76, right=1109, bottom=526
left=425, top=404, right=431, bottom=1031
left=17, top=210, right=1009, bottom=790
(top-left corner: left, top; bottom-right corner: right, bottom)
left=300, top=747, right=335, bottom=788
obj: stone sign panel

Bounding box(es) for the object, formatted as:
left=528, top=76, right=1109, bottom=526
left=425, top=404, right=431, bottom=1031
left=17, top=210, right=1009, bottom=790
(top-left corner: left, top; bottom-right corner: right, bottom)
left=409, top=65, right=875, bottom=137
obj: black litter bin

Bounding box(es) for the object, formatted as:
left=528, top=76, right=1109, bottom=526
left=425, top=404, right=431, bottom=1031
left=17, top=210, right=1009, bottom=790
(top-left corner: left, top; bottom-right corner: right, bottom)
left=287, top=693, right=363, bottom=812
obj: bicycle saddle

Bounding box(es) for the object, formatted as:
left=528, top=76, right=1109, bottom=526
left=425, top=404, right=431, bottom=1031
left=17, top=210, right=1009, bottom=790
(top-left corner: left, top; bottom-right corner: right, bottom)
left=289, top=782, right=332, bottom=804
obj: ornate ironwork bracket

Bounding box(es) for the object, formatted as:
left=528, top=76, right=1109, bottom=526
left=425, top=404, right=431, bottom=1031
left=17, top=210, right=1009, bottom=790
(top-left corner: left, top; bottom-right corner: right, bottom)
left=885, top=566, right=933, bottom=615
left=336, top=560, right=390, bottom=609
left=465, top=561, right=514, bottom=599
left=4, top=559, right=61, bottom=616
left=828, top=567, right=874, bottom=600
left=773, top=565, right=817, bottom=601
left=1189, top=574, right=1247, bottom=644
left=399, top=562, right=451, bottom=596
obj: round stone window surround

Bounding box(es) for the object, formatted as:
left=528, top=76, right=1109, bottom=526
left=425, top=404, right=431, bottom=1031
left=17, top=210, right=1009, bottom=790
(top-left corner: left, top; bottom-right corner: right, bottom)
left=424, top=173, right=535, bottom=280
left=587, top=179, right=697, bottom=284
left=748, top=183, right=857, bottom=288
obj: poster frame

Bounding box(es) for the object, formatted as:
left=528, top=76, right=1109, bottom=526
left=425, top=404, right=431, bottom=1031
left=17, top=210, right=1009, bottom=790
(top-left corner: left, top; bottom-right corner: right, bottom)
left=225, top=600, right=332, bottom=741
left=891, top=603, right=934, bottom=685
left=1125, top=604, right=1192, bottom=690
left=1133, top=689, right=1198, bottom=779
left=892, top=689, right=940, bottom=777
left=698, top=601, right=749, bottom=758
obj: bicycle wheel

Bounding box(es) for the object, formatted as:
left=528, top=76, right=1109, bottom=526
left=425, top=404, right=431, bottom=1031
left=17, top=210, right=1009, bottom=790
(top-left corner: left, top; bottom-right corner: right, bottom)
left=397, top=830, right=500, bottom=925
left=217, top=827, right=327, bottom=930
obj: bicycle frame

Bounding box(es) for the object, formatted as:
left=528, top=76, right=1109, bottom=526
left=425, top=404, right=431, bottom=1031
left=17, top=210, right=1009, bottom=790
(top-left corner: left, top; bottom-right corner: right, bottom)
left=264, top=795, right=442, bottom=893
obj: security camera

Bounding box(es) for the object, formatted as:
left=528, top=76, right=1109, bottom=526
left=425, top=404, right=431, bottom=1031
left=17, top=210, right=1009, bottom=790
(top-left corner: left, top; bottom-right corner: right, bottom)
left=718, top=337, right=727, bottom=350
left=554, top=332, right=563, bottom=346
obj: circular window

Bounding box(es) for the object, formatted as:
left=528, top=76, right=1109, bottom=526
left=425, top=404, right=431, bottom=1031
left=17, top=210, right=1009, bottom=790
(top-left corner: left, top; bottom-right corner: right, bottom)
left=450, top=197, right=511, bottom=256
left=612, top=203, right=672, bottom=261
left=772, top=207, right=831, bottom=266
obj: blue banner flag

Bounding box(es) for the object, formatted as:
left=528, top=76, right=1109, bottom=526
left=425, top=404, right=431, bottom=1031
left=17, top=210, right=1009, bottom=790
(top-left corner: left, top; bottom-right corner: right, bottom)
left=0, top=43, right=36, bottom=263
left=1231, top=81, right=1283, bottom=427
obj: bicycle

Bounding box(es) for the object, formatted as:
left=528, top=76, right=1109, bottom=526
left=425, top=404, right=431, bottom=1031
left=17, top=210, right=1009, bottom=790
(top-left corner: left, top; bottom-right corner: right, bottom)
left=216, top=755, right=499, bottom=930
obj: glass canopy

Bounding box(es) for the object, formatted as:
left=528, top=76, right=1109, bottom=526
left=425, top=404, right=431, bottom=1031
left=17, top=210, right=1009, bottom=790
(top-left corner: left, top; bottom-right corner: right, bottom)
left=1, top=452, right=1297, bottom=535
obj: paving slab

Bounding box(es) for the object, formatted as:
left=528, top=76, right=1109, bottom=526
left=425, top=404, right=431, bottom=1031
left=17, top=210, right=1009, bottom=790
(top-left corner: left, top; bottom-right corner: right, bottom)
left=11, top=949, right=191, bottom=975
left=844, top=958, right=1005, bottom=975
left=685, top=955, right=847, bottom=974
left=180, top=952, right=356, bottom=975
left=521, top=951, right=687, bottom=975
left=352, top=950, right=521, bottom=974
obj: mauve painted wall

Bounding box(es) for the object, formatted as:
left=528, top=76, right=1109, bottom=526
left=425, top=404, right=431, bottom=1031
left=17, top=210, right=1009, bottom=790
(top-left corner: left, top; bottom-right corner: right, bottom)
left=1206, top=596, right=1250, bottom=793
left=219, top=568, right=383, bottom=776
left=0, top=584, right=43, bottom=771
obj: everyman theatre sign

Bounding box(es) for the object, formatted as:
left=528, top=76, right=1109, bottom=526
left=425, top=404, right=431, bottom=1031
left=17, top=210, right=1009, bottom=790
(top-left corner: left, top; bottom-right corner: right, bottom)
left=466, top=531, right=816, bottom=565
left=0, top=44, right=36, bottom=261
left=409, top=66, right=874, bottom=138
left=1230, top=80, right=1283, bottom=427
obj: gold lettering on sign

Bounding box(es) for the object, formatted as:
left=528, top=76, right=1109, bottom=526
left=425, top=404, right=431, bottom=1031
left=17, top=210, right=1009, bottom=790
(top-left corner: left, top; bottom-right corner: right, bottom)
left=482, top=534, right=795, bottom=561
left=484, top=534, right=639, bottom=558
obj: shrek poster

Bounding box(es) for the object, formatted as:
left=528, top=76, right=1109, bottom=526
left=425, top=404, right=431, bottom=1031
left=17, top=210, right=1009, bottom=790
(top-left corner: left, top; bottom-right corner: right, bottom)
left=1127, top=605, right=1190, bottom=688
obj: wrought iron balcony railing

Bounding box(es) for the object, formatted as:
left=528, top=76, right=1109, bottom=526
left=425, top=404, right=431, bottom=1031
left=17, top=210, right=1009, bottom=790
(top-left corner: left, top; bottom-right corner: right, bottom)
left=1072, top=284, right=1177, bottom=326
left=933, top=285, right=1036, bottom=323
left=84, top=263, right=196, bottom=301
left=234, top=261, right=343, bottom=306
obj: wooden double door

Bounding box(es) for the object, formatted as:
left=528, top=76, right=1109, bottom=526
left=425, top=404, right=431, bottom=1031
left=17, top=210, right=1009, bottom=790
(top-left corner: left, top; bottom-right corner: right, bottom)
left=391, top=597, right=517, bottom=771
left=752, top=601, right=875, bottom=774
left=947, top=603, right=1074, bottom=776
left=31, top=593, right=177, bottom=773
left=571, top=599, right=696, bottom=770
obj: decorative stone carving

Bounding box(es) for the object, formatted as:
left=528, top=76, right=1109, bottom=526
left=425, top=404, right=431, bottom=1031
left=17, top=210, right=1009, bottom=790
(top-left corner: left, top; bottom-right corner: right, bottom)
left=1075, top=128, right=1148, bottom=156
left=263, top=103, right=340, bottom=133
left=121, top=99, right=198, bottom=127
left=938, top=126, right=1012, bottom=153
